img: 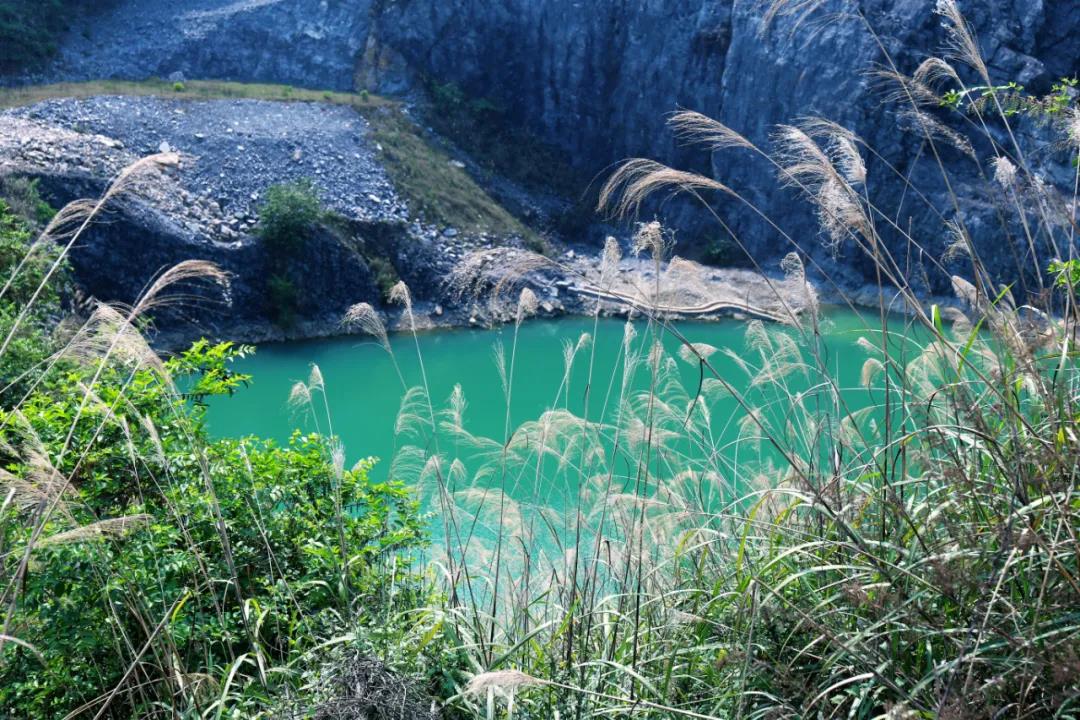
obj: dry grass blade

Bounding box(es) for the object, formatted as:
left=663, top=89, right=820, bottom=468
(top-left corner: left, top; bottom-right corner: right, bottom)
left=669, top=110, right=756, bottom=152
left=598, top=159, right=734, bottom=219
left=342, top=303, right=391, bottom=352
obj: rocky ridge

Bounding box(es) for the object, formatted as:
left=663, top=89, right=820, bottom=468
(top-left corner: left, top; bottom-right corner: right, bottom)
left=24, top=0, right=1079, bottom=294
left=0, top=96, right=504, bottom=343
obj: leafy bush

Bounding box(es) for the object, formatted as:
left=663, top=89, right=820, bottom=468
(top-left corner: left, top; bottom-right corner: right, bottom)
left=256, top=181, right=321, bottom=326
left=0, top=199, right=66, bottom=399
left=701, top=235, right=736, bottom=265
left=365, top=253, right=400, bottom=302
left=266, top=271, right=298, bottom=325
left=0, top=176, right=57, bottom=228
left=257, top=179, right=321, bottom=256
left=0, top=337, right=431, bottom=718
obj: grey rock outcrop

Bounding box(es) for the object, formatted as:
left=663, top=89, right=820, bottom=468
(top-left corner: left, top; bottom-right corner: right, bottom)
left=369, top=0, right=1080, bottom=291
left=15, top=0, right=1080, bottom=296
left=0, top=98, right=442, bottom=342
left=20, top=0, right=375, bottom=91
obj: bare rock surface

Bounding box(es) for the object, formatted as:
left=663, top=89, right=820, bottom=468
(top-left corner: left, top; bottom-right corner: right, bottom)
left=7, top=96, right=404, bottom=227
left=15, top=0, right=1079, bottom=295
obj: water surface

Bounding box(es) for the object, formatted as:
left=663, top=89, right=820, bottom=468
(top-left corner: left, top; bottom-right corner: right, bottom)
left=207, top=310, right=885, bottom=478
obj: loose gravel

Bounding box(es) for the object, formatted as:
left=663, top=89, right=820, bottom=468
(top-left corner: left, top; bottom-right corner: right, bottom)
left=7, top=95, right=406, bottom=225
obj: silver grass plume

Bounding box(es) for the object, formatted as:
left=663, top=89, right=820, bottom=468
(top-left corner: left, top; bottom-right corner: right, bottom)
left=598, top=159, right=734, bottom=219
left=677, top=342, right=718, bottom=365
left=668, top=110, right=755, bottom=152
left=761, top=0, right=834, bottom=33
left=308, top=364, right=325, bottom=394
left=781, top=251, right=819, bottom=323
left=774, top=123, right=870, bottom=249
left=1068, top=108, right=1080, bottom=147
left=600, top=236, right=622, bottom=284
left=342, top=303, right=391, bottom=353
left=447, top=248, right=552, bottom=315
left=899, top=111, right=976, bottom=161
left=871, top=67, right=944, bottom=109
left=516, top=287, right=538, bottom=327
left=389, top=281, right=414, bottom=329
left=913, top=57, right=962, bottom=89
left=287, top=381, right=312, bottom=410
left=934, top=0, right=989, bottom=82
left=37, top=514, right=152, bottom=547
left=941, top=220, right=972, bottom=263
left=993, top=156, right=1018, bottom=187
left=631, top=221, right=668, bottom=259
left=800, top=117, right=867, bottom=184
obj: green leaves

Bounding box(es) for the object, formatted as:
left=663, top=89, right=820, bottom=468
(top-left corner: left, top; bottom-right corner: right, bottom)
left=1049, top=258, right=1080, bottom=289
left=0, top=336, right=432, bottom=718
left=168, top=339, right=253, bottom=406
left=257, top=179, right=322, bottom=256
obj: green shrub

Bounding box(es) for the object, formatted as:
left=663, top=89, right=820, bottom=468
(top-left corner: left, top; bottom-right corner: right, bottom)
left=0, top=338, right=430, bottom=718
left=701, top=235, right=736, bottom=265
left=0, top=200, right=65, bottom=399
left=0, top=176, right=56, bottom=229
left=522, top=232, right=551, bottom=256
left=365, top=252, right=400, bottom=301
left=256, top=181, right=323, bottom=327
left=172, top=80, right=185, bottom=92
left=0, top=174, right=437, bottom=718
left=257, top=179, right=321, bottom=256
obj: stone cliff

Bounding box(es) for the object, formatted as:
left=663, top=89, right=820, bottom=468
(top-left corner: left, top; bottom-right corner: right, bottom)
left=12, top=0, right=1080, bottom=298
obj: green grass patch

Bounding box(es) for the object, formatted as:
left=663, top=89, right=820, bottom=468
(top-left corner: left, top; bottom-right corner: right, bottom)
left=0, top=78, right=391, bottom=110
left=357, top=105, right=537, bottom=239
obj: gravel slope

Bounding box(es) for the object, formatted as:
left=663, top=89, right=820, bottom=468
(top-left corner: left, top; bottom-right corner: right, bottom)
left=7, top=96, right=406, bottom=232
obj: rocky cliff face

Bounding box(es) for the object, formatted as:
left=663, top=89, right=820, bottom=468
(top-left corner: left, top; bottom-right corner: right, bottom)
left=370, top=0, right=1080, bottom=290
left=18, top=0, right=1080, bottom=295
left=23, top=0, right=375, bottom=91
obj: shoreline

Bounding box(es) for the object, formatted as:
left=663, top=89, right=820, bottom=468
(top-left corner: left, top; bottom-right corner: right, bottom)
left=149, top=265, right=959, bottom=354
